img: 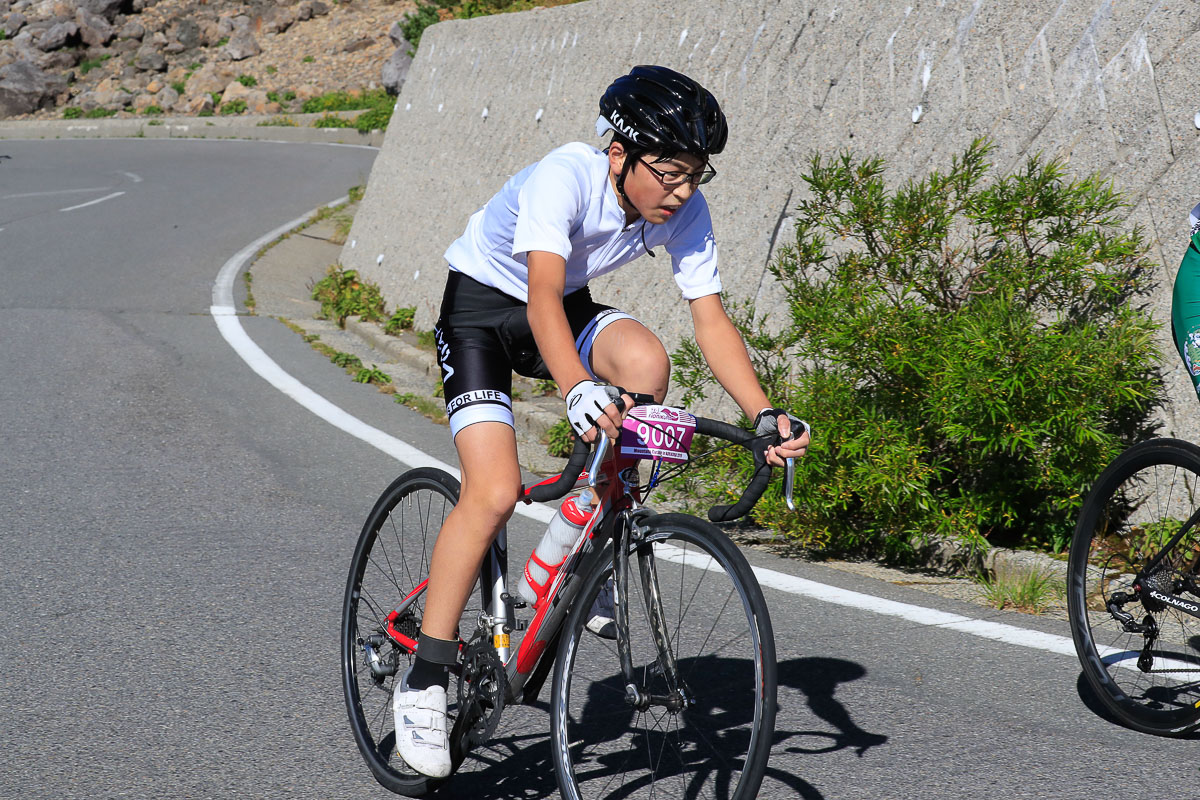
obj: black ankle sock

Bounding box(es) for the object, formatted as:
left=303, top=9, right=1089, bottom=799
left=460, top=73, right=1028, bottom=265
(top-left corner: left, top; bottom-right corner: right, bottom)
left=407, top=656, right=449, bottom=691
left=407, top=632, right=456, bottom=691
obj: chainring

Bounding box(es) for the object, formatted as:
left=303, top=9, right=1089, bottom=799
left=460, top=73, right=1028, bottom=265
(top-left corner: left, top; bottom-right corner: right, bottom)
left=455, top=635, right=508, bottom=748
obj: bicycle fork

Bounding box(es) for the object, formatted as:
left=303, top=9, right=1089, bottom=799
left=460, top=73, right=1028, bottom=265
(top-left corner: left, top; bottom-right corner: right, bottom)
left=613, top=510, right=690, bottom=713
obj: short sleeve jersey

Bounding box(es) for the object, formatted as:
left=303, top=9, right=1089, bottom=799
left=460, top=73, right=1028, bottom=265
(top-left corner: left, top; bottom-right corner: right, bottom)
left=443, top=142, right=722, bottom=302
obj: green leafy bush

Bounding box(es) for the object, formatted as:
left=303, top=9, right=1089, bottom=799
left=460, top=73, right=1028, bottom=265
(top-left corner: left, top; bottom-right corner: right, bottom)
left=237, top=74, right=257, bottom=87
left=219, top=99, right=247, bottom=115
left=310, top=265, right=387, bottom=327
left=312, top=114, right=353, bottom=128
left=673, top=138, right=1163, bottom=560
left=353, top=106, right=392, bottom=132
left=384, top=307, right=416, bottom=335
left=544, top=419, right=576, bottom=458
left=62, top=107, right=83, bottom=119
left=301, top=88, right=393, bottom=114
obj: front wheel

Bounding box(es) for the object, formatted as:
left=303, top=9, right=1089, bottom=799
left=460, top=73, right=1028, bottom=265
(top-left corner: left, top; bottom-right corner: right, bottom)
left=550, top=513, right=777, bottom=799
left=1068, top=438, right=1200, bottom=736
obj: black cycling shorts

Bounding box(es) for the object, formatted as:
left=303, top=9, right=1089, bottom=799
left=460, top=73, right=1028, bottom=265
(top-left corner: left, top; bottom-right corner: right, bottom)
left=434, top=269, right=637, bottom=437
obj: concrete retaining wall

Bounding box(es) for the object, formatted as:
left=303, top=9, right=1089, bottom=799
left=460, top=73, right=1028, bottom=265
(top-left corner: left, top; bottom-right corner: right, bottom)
left=342, top=0, right=1200, bottom=434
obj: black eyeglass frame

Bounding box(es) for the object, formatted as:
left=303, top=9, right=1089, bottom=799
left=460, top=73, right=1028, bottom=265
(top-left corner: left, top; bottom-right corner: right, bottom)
left=635, top=157, right=717, bottom=187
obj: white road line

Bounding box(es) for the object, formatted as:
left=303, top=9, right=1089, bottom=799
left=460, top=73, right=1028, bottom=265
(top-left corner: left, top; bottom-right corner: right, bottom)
left=121, top=171, right=143, bottom=183
left=212, top=201, right=1091, bottom=658
left=4, top=187, right=115, bottom=199
left=60, top=191, right=125, bottom=212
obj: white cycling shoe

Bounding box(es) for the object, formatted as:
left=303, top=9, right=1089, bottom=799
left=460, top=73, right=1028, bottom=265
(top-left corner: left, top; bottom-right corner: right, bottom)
left=393, top=670, right=452, bottom=779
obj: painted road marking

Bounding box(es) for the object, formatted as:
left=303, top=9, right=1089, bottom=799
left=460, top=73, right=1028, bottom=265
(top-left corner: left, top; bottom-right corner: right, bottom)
left=60, top=191, right=125, bottom=212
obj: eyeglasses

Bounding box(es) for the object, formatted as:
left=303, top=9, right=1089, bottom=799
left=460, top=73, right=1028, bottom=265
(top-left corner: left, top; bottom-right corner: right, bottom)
left=636, top=158, right=717, bottom=187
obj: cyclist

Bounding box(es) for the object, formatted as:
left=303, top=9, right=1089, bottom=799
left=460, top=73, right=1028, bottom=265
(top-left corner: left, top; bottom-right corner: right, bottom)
left=1174, top=202, right=1200, bottom=393
left=394, top=64, right=811, bottom=778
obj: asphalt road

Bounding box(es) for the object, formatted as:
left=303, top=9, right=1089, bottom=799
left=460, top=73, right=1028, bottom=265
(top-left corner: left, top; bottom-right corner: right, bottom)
left=2, top=139, right=1197, bottom=800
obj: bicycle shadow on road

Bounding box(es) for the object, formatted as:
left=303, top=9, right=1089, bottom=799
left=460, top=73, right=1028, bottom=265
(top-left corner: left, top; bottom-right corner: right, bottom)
left=437, top=655, right=888, bottom=799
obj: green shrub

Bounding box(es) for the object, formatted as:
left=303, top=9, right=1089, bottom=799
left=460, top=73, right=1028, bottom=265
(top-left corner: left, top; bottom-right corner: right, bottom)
left=384, top=307, right=416, bottom=335
left=310, top=264, right=387, bottom=327
left=397, top=2, right=442, bottom=52
left=256, top=116, right=298, bottom=127
left=672, top=138, right=1163, bottom=560
left=354, top=366, right=392, bottom=385
left=544, top=419, right=576, bottom=458
left=62, top=107, right=83, bottom=119
left=312, top=113, right=353, bottom=128
left=170, top=81, right=186, bottom=95
left=237, top=74, right=257, bottom=87
left=143, top=105, right=163, bottom=115
left=353, top=106, right=392, bottom=132
left=84, top=107, right=117, bottom=118
left=219, top=99, right=247, bottom=115
left=301, top=88, right=393, bottom=114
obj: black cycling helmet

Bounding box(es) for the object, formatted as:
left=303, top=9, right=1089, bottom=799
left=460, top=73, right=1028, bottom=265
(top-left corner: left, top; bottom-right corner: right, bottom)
left=598, top=65, right=727, bottom=158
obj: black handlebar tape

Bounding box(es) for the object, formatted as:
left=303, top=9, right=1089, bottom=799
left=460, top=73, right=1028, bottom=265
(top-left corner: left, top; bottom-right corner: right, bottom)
left=526, top=435, right=590, bottom=503
left=694, top=417, right=773, bottom=523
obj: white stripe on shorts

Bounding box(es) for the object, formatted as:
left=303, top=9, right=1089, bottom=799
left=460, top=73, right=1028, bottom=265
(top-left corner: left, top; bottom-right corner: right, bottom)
left=576, top=308, right=637, bottom=378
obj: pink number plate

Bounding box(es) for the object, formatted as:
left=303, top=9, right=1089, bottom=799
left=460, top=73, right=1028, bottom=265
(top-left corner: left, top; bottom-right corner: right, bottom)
left=619, top=405, right=698, bottom=464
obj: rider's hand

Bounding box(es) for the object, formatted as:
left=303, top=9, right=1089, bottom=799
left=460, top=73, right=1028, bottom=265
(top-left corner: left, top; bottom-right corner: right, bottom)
left=754, top=408, right=811, bottom=468
left=566, top=380, right=625, bottom=443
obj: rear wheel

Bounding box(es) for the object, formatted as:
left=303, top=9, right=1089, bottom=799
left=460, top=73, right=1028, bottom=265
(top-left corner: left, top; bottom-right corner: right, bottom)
left=551, top=513, right=777, bottom=799
left=341, top=468, right=479, bottom=796
left=1068, top=438, right=1200, bottom=736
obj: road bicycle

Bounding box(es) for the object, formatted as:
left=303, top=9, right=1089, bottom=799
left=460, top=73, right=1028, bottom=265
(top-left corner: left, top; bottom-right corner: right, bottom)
left=1068, top=437, right=1200, bottom=736
left=341, top=398, right=789, bottom=797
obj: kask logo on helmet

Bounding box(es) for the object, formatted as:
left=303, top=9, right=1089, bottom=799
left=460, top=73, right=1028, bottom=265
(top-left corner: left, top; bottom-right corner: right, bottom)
left=609, top=110, right=639, bottom=143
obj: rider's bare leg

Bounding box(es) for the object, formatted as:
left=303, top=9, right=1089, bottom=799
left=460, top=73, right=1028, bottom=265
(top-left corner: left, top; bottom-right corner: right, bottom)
left=589, top=317, right=670, bottom=404
left=422, top=419, right=522, bottom=641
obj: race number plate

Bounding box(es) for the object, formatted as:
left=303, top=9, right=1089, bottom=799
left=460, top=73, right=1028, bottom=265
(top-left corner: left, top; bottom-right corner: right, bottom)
left=619, top=405, right=697, bottom=464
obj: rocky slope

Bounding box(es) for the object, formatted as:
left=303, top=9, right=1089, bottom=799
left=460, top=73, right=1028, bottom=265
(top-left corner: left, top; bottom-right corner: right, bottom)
left=0, top=0, right=416, bottom=119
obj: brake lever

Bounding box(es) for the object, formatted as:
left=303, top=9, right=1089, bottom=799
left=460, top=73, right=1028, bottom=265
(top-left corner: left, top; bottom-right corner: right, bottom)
left=785, top=457, right=796, bottom=512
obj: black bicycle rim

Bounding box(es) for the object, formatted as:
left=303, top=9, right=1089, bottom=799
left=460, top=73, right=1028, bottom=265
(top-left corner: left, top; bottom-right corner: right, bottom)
left=551, top=512, right=777, bottom=799
left=1068, top=439, right=1200, bottom=736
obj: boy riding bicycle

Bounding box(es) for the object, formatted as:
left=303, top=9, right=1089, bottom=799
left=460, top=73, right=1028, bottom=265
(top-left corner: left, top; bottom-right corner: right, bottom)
left=394, top=65, right=810, bottom=778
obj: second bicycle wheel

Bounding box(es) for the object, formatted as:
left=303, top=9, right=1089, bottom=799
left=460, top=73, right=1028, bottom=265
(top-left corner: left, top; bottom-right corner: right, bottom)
left=551, top=512, right=776, bottom=800
left=1068, top=438, right=1200, bottom=736
left=342, top=467, right=485, bottom=796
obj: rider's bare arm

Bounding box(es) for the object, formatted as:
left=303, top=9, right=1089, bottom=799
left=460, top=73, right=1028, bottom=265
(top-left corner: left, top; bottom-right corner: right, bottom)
left=527, top=250, right=624, bottom=441
left=689, top=293, right=809, bottom=465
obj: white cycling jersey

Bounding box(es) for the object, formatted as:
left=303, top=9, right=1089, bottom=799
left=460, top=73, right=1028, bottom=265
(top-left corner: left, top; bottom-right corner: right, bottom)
left=443, top=142, right=722, bottom=302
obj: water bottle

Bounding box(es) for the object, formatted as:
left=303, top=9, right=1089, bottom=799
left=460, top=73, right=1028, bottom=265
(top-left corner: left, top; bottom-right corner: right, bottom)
left=518, top=489, right=595, bottom=608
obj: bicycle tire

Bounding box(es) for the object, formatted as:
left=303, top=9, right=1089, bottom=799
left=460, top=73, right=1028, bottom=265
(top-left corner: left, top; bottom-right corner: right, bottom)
left=550, top=513, right=777, bottom=799
left=1068, top=438, right=1200, bottom=736
left=341, top=467, right=473, bottom=795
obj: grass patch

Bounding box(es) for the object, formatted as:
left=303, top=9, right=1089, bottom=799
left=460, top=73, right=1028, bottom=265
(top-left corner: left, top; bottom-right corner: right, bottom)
left=257, top=116, right=298, bottom=127
left=543, top=419, right=576, bottom=458
left=312, top=113, right=353, bottom=128
left=384, top=307, right=415, bottom=335
left=237, top=74, right=257, bottom=87
left=975, top=565, right=1064, bottom=615
left=310, top=264, right=386, bottom=327
left=354, top=366, right=392, bottom=386
left=84, top=107, right=117, bottom=118
left=395, top=392, right=448, bottom=424
left=78, top=54, right=112, bottom=75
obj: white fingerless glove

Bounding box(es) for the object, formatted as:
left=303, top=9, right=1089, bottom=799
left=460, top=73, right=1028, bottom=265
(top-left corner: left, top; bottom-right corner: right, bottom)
left=754, top=408, right=810, bottom=441
left=566, top=380, right=622, bottom=436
